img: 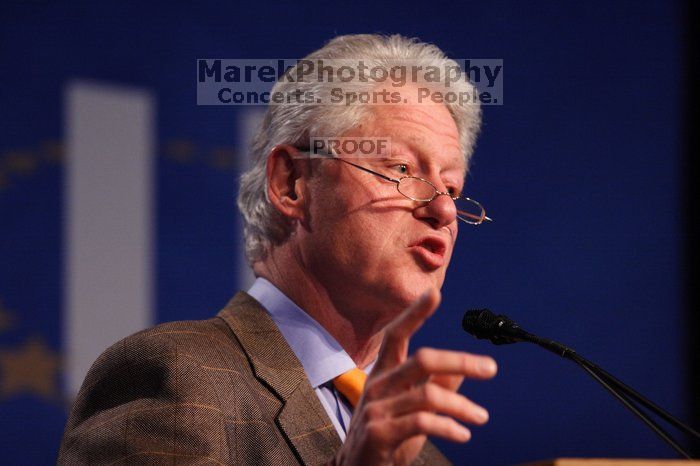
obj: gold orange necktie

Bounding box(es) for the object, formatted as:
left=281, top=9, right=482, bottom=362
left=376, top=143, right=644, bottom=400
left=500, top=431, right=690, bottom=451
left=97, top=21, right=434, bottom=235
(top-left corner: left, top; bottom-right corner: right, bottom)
left=332, top=368, right=367, bottom=407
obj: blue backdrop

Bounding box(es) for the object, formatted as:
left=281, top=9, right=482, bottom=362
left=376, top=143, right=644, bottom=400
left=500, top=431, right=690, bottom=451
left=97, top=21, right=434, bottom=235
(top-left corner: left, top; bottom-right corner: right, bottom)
left=0, top=1, right=688, bottom=464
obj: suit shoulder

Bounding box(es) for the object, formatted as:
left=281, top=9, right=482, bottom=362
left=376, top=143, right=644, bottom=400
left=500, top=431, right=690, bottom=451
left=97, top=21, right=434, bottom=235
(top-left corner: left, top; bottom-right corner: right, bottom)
left=59, top=311, right=256, bottom=465
left=67, top=313, right=252, bottom=421
left=88, top=315, right=244, bottom=378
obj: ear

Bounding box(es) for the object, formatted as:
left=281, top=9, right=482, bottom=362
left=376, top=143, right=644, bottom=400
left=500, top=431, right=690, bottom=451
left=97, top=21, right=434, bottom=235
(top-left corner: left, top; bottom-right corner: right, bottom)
left=266, top=145, right=308, bottom=221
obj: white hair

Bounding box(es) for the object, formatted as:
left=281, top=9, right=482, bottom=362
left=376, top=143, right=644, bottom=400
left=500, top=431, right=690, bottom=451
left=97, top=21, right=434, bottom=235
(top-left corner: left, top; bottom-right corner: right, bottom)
left=237, top=34, right=482, bottom=265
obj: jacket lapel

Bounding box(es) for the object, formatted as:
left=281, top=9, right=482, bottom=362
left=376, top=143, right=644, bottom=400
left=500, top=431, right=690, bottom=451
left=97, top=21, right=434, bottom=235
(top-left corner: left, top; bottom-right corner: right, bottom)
left=218, top=292, right=342, bottom=465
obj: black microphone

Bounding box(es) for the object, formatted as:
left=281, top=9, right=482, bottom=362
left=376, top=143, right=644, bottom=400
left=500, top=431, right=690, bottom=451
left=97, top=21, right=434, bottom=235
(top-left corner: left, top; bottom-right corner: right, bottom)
left=462, top=309, right=574, bottom=357
left=461, top=309, right=526, bottom=344
left=462, top=308, right=700, bottom=459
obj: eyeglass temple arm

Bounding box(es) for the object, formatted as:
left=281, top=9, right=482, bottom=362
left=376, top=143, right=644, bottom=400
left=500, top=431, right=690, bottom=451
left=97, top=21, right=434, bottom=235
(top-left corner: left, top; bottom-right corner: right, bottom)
left=302, top=149, right=400, bottom=184
left=334, top=157, right=400, bottom=184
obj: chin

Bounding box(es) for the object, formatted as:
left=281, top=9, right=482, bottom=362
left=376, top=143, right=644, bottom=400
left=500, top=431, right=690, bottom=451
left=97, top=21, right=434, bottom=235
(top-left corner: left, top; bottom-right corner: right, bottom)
left=390, top=275, right=443, bottom=307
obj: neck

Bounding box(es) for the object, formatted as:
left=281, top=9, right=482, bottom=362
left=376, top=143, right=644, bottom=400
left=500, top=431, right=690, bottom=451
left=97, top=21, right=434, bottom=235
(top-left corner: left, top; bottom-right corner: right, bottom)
left=253, top=246, right=388, bottom=369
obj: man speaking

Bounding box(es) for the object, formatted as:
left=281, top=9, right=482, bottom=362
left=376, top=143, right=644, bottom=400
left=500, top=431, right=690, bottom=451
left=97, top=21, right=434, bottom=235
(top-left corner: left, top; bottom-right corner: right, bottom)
left=59, top=34, right=498, bottom=465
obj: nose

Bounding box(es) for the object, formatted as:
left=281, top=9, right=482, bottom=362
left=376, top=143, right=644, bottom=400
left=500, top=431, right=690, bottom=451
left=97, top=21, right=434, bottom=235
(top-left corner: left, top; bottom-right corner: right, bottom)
left=413, top=191, right=458, bottom=230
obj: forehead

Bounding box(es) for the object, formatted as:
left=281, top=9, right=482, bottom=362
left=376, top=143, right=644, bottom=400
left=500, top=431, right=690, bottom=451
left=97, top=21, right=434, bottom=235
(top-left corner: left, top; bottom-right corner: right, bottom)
left=342, top=100, right=466, bottom=176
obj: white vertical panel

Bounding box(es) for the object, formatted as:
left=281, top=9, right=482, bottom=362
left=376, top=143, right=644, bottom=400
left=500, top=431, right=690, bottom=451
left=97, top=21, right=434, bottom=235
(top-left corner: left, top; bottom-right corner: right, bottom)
left=64, top=82, right=155, bottom=396
left=235, top=108, right=265, bottom=291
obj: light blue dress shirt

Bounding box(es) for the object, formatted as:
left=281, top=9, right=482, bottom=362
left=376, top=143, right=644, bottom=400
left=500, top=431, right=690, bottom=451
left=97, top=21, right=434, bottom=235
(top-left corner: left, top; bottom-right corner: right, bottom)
left=248, top=277, right=375, bottom=441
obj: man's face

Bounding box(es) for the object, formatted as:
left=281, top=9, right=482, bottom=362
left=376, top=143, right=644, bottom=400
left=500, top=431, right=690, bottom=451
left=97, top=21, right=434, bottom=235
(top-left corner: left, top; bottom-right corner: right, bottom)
left=298, top=96, right=466, bottom=328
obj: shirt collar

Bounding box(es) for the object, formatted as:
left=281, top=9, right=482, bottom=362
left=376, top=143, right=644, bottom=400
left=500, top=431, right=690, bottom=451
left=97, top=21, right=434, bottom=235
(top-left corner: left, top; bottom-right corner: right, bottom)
left=248, top=277, right=367, bottom=388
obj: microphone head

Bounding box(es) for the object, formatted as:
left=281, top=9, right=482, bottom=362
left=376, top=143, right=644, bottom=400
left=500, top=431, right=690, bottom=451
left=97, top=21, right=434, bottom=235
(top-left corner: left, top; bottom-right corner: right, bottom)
left=462, top=309, right=499, bottom=339
left=462, top=309, right=524, bottom=345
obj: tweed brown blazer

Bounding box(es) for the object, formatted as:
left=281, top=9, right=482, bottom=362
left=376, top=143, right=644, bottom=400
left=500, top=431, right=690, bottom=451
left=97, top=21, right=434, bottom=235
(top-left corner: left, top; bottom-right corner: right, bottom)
left=58, top=292, right=451, bottom=465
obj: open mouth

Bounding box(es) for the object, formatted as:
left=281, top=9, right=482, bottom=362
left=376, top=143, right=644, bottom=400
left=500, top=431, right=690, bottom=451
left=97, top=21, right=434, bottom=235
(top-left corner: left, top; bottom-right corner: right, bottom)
left=410, top=236, right=447, bottom=269
left=418, top=237, right=446, bottom=256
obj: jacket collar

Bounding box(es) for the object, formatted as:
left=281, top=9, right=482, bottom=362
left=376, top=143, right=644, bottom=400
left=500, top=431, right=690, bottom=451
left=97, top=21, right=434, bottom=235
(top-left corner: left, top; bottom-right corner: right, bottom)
left=217, top=292, right=342, bottom=465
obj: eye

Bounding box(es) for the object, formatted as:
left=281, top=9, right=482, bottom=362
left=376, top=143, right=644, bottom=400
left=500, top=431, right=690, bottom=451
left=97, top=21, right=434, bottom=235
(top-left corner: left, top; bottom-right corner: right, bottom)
left=392, top=163, right=410, bottom=175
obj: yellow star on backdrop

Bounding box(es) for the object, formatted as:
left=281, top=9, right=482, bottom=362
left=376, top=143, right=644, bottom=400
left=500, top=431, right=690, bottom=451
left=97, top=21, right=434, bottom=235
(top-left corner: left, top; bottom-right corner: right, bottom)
left=0, top=299, right=16, bottom=332
left=164, top=139, right=196, bottom=163
left=4, top=151, right=38, bottom=176
left=210, top=147, right=237, bottom=170
left=0, top=337, right=61, bottom=401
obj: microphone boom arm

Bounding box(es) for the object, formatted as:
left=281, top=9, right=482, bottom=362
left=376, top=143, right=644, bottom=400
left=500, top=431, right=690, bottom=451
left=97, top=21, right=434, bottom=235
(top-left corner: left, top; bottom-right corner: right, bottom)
left=462, top=309, right=699, bottom=458
left=523, top=332, right=697, bottom=458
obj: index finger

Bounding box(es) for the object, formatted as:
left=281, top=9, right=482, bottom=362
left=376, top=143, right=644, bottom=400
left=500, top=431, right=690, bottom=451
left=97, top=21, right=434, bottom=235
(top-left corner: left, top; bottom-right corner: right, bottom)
left=373, top=288, right=441, bottom=373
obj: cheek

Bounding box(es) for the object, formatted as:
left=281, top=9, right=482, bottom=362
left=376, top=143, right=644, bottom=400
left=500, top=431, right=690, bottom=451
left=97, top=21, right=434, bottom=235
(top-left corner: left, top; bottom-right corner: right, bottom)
left=330, top=215, right=407, bottom=274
